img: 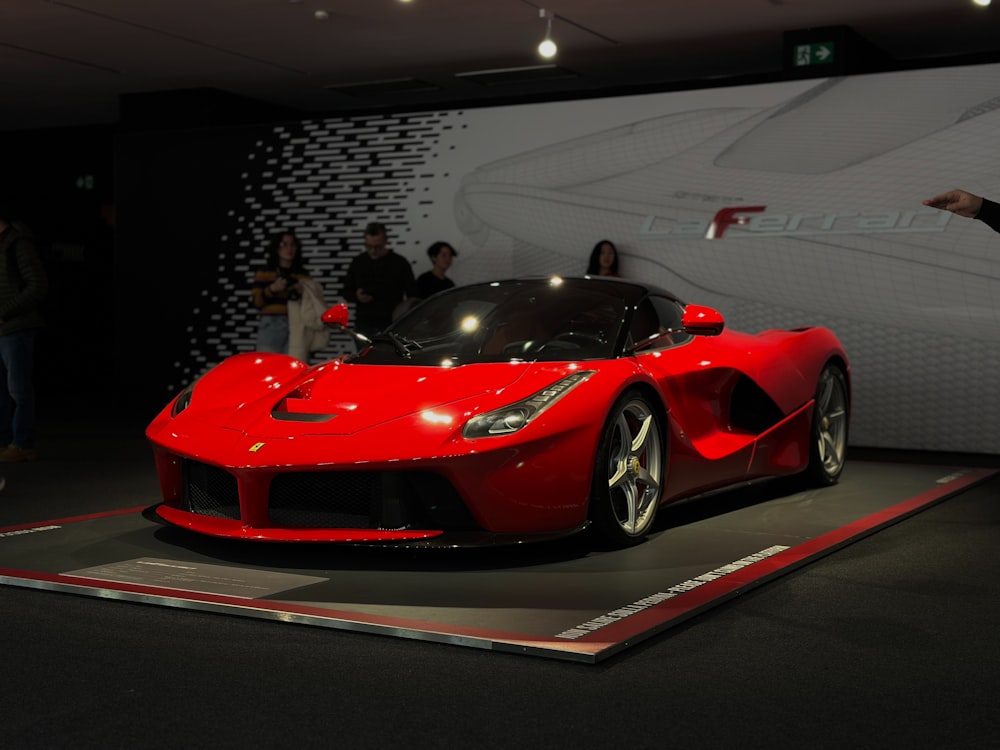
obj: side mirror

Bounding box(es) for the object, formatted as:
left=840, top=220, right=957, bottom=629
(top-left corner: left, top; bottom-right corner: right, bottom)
left=321, top=303, right=350, bottom=328
left=682, top=304, right=725, bottom=336
left=322, top=302, right=372, bottom=348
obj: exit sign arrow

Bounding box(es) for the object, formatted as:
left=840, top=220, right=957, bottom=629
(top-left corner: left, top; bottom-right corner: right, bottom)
left=793, top=42, right=836, bottom=67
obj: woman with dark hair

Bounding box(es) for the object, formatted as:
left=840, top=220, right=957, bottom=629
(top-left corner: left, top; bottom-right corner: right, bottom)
left=251, top=230, right=313, bottom=354
left=416, top=240, right=458, bottom=298
left=586, top=239, right=621, bottom=277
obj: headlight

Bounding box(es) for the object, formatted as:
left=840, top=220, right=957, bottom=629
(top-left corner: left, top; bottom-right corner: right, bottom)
left=171, top=383, right=195, bottom=417
left=462, top=371, right=594, bottom=438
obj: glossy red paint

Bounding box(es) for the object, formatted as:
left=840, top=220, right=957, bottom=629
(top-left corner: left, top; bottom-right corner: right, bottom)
left=146, top=278, right=849, bottom=546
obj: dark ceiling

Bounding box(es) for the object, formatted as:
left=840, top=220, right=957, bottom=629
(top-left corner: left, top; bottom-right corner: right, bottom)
left=3, top=0, right=1000, bottom=132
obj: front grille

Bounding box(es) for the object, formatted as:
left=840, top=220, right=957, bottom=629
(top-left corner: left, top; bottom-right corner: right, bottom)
left=180, top=461, right=478, bottom=532
left=270, top=472, right=376, bottom=528
left=185, top=461, right=240, bottom=520
left=270, top=470, right=477, bottom=531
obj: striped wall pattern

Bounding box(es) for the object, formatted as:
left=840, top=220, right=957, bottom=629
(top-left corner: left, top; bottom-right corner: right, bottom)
left=170, top=110, right=466, bottom=392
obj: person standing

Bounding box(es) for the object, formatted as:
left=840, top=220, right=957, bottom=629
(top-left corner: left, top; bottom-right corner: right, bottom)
left=416, top=241, right=457, bottom=299
left=923, top=189, right=1000, bottom=233
left=340, top=222, right=416, bottom=342
left=0, top=208, right=48, bottom=462
left=586, top=239, right=622, bottom=277
left=251, top=230, right=312, bottom=354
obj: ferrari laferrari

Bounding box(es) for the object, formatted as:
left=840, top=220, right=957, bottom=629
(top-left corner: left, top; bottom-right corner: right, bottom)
left=146, top=276, right=849, bottom=548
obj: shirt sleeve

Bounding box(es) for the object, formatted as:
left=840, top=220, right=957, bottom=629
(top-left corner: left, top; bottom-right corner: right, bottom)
left=252, top=270, right=268, bottom=309
left=404, top=259, right=417, bottom=299
left=340, top=256, right=359, bottom=302
left=974, top=197, right=1000, bottom=234
left=0, top=235, right=48, bottom=322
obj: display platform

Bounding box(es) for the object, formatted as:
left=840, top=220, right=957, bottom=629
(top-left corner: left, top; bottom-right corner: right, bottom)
left=0, top=461, right=995, bottom=663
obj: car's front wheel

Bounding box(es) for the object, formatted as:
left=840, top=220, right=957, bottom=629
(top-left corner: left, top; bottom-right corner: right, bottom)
left=589, top=389, right=665, bottom=547
left=805, top=363, right=849, bottom=486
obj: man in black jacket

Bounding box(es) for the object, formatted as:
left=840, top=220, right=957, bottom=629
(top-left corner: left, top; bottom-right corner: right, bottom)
left=340, top=222, right=416, bottom=346
left=0, top=207, right=48, bottom=462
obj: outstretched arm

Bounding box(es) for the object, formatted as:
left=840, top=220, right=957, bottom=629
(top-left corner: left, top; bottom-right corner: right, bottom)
left=923, top=189, right=983, bottom=218
left=924, top=188, right=1000, bottom=234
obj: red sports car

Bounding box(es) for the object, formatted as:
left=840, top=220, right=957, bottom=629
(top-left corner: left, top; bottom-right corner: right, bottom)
left=146, top=276, right=849, bottom=548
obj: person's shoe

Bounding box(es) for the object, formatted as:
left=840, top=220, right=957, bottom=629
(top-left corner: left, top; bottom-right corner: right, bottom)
left=0, top=445, right=37, bottom=462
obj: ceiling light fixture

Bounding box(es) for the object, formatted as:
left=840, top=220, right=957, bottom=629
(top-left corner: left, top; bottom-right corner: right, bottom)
left=972, top=0, right=991, bottom=7
left=537, top=8, right=557, bottom=59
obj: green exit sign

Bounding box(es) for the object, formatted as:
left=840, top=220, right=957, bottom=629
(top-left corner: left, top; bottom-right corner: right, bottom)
left=793, top=42, right=835, bottom=67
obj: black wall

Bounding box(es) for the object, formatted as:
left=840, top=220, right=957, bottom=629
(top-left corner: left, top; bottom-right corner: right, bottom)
left=1, top=125, right=115, bottom=413
left=114, top=125, right=265, bottom=418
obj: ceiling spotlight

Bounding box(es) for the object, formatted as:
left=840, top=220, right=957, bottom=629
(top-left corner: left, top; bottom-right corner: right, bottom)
left=537, top=8, right=557, bottom=59
left=972, top=0, right=990, bottom=6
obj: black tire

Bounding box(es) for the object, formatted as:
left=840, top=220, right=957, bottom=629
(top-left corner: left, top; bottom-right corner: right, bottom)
left=588, top=389, right=665, bottom=548
left=804, top=363, right=849, bottom=486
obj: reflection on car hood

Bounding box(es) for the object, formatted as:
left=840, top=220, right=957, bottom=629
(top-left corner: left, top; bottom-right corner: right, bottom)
left=222, top=360, right=536, bottom=437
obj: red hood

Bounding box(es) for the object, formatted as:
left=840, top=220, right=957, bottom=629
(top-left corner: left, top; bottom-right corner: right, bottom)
left=219, top=361, right=535, bottom=437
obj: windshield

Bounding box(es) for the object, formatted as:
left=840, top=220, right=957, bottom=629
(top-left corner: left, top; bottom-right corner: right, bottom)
left=353, top=279, right=627, bottom=366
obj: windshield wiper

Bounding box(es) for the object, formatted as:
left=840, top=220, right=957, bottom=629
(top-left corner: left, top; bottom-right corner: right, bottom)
left=372, top=332, right=423, bottom=358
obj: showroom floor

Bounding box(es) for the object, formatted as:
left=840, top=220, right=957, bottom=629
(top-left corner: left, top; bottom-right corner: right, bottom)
left=2, top=403, right=999, bottom=748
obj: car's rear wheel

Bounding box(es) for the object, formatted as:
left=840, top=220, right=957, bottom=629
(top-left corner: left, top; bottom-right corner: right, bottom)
left=805, top=363, right=849, bottom=486
left=589, top=389, right=664, bottom=547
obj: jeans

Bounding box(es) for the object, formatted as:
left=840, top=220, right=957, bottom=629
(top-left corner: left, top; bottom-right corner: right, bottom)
left=0, top=329, right=37, bottom=448
left=257, top=315, right=289, bottom=354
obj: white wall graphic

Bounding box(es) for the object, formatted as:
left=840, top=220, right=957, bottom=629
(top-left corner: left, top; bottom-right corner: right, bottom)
left=187, top=64, right=1000, bottom=454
